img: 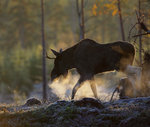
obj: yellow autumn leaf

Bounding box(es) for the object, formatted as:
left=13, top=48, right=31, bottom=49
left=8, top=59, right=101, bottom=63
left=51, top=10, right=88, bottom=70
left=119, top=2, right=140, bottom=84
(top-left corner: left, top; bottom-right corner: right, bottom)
left=147, top=34, right=150, bottom=37
left=93, top=4, right=97, bottom=9
left=92, top=10, right=97, bottom=16
left=92, top=4, right=97, bottom=16
left=112, top=9, right=118, bottom=16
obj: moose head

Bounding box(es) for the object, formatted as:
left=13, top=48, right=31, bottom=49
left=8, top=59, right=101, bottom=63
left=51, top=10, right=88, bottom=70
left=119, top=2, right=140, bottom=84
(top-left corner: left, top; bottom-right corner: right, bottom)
left=48, top=49, right=68, bottom=82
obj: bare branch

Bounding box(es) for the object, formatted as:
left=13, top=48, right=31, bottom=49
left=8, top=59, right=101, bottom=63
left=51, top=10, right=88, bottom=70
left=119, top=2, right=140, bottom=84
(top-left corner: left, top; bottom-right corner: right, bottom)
left=132, top=32, right=150, bottom=37
left=117, top=0, right=125, bottom=41
left=76, top=0, right=80, bottom=17
left=128, top=23, right=138, bottom=41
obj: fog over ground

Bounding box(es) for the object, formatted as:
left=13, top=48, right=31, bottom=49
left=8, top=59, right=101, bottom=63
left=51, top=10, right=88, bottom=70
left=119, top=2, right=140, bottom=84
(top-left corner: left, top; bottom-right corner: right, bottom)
left=49, top=70, right=125, bottom=101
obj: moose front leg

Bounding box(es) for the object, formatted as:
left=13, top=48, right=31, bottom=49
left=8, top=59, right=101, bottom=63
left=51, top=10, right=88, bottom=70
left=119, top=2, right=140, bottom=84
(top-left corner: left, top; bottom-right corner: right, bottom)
left=89, top=79, right=98, bottom=99
left=71, top=78, right=84, bottom=100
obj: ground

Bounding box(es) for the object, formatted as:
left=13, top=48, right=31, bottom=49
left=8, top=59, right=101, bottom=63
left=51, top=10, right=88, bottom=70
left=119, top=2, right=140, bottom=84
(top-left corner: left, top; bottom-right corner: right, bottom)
left=0, top=97, right=150, bottom=127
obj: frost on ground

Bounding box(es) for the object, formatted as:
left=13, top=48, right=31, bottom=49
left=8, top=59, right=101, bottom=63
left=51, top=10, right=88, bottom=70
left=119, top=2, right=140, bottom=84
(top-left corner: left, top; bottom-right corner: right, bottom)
left=1, top=97, right=150, bottom=127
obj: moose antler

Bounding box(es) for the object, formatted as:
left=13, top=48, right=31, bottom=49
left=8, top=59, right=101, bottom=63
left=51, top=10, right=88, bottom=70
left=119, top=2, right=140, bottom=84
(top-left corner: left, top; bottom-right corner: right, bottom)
left=46, top=52, right=55, bottom=59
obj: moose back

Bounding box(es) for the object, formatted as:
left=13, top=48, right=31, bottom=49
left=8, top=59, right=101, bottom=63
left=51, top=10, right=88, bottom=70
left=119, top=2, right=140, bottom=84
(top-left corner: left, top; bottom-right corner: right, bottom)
left=50, top=39, right=135, bottom=100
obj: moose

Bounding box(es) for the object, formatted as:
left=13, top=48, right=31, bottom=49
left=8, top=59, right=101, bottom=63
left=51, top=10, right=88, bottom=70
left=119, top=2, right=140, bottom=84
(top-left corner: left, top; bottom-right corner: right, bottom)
left=48, top=39, right=135, bottom=100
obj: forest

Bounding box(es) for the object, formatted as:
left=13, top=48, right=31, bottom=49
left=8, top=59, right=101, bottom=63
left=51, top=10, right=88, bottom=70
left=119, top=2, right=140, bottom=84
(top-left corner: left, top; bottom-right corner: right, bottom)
left=0, top=0, right=149, bottom=102
left=0, top=0, right=150, bottom=126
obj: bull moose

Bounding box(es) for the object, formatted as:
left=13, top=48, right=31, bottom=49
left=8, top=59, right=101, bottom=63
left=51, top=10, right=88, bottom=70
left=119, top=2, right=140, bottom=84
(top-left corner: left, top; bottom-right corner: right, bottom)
left=48, top=39, right=135, bottom=100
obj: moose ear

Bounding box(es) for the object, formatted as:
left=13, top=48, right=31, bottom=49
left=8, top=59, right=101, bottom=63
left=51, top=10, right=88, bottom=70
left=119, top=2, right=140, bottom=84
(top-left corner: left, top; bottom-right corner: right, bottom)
left=59, top=48, right=63, bottom=53
left=51, top=49, right=59, bottom=56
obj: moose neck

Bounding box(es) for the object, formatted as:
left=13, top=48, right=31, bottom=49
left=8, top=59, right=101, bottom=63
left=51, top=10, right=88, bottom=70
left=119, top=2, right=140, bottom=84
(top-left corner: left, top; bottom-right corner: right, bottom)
left=62, top=46, right=76, bottom=70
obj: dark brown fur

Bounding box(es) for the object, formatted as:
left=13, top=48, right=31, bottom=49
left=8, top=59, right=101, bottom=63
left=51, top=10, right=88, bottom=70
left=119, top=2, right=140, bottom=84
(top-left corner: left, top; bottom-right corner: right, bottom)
left=51, top=39, right=135, bottom=99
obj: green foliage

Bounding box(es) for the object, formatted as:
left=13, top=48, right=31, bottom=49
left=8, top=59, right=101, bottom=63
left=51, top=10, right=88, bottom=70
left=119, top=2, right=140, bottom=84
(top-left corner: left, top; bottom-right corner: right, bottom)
left=0, top=45, right=52, bottom=96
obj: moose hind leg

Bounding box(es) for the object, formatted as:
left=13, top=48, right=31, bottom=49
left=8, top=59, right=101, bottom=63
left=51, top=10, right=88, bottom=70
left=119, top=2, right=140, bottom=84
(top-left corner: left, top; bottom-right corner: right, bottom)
left=71, top=78, right=84, bottom=100
left=89, top=79, right=98, bottom=99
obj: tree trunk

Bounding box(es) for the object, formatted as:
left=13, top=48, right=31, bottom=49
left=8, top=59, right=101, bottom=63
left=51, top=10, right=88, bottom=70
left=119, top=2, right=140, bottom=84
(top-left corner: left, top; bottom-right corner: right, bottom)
left=138, top=0, right=142, bottom=65
left=71, top=1, right=77, bottom=42
left=101, top=20, right=105, bottom=42
left=19, top=25, right=25, bottom=49
left=81, top=0, right=85, bottom=39
left=76, top=0, right=85, bottom=40
left=41, top=0, right=47, bottom=102
left=117, top=0, right=125, bottom=41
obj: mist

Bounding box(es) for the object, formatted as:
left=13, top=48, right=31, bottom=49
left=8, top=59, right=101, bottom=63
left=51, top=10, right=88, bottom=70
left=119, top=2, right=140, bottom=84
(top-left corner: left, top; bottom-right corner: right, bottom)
left=49, top=70, right=125, bottom=102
